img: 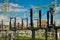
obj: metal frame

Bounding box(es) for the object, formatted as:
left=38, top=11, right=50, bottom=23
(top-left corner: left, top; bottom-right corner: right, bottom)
left=22, top=18, right=28, bottom=29
left=9, top=17, right=16, bottom=31
left=33, top=19, right=38, bottom=28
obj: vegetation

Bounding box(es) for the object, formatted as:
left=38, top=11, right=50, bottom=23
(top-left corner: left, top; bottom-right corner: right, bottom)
left=0, top=33, right=60, bottom=40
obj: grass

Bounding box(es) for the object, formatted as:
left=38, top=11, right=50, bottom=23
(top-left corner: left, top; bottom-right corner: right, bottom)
left=0, top=34, right=60, bottom=40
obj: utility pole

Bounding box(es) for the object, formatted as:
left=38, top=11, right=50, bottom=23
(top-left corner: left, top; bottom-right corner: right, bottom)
left=2, top=20, right=3, bottom=30
left=45, top=11, right=49, bottom=40
left=54, top=0, right=58, bottom=40
left=50, top=8, right=54, bottom=27
left=9, top=17, right=16, bottom=40
left=55, top=28, right=58, bottom=40
left=1, top=20, right=3, bottom=40
left=39, top=10, right=41, bottom=28
left=30, top=9, right=35, bottom=40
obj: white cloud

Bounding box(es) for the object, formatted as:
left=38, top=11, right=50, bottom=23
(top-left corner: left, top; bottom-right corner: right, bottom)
left=0, top=14, right=8, bottom=20
left=0, top=3, right=28, bottom=13
left=13, top=8, right=27, bottom=12
left=9, top=3, right=28, bottom=12
left=9, top=3, right=19, bottom=7
left=54, top=7, right=60, bottom=12
left=16, top=17, right=21, bottom=24
left=0, top=14, right=9, bottom=25
left=0, top=15, right=22, bottom=25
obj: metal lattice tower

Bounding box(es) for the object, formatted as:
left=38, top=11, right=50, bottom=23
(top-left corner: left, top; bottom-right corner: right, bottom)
left=54, top=0, right=57, bottom=26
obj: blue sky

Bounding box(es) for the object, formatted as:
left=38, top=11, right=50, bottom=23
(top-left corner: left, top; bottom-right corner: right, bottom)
left=8, top=0, right=60, bottom=18
left=0, top=0, right=60, bottom=24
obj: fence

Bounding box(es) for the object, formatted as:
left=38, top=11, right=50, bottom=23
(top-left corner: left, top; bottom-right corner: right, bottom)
left=0, top=8, right=60, bottom=40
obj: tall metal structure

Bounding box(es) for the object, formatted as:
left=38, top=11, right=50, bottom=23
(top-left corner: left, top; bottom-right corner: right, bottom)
left=4, top=0, right=9, bottom=14
left=0, top=0, right=8, bottom=14
left=33, top=1, right=56, bottom=9
left=32, top=0, right=57, bottom=23
left=54, top=0, right=57, bottom=26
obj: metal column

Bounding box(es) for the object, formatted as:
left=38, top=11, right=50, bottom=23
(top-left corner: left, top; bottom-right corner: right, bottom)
left=30, top=9, right=35, bottom=40
left=39, top=10, right=41, bottom=28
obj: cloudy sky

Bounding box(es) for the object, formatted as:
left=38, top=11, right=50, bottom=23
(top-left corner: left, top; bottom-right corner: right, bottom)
left=0, top=0, right=60, bottom=25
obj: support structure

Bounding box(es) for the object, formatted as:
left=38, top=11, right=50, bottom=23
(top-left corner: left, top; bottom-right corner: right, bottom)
left=9, top=17, right=16, bottom=40
left=9, top=17, right=16, bottom=31
left=45, top=11, right=49, bottom=40
left=30, top=9, right=35, bottom=40
left=39, top=10, right=41, bottom=28
left=2, top=20, right=3, bottom=30
left=55, top=28, right=58, bottom=40
left=22, top=18, right=28, bottom=29
left=45, top=28, right=47, bottom=40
